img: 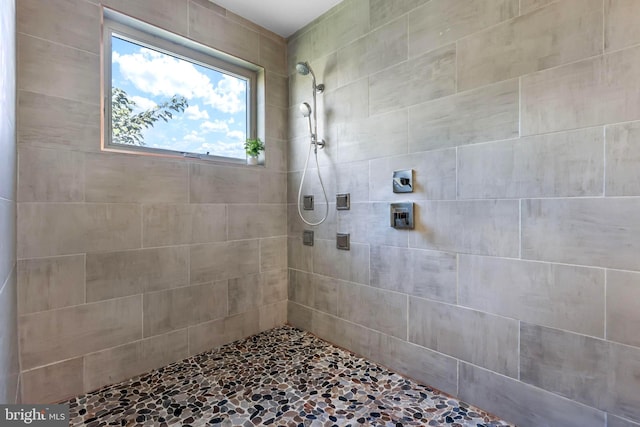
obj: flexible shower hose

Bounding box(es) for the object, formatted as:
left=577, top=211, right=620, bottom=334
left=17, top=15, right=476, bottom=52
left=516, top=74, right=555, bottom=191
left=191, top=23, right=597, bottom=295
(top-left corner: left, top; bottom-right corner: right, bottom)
left=297, top=138, right=328, bottom=226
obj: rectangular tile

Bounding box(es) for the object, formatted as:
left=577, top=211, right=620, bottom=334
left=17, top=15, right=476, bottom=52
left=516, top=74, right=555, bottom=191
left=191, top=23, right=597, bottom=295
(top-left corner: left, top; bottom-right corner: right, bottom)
left=310, top=0, right=370, bottom=60
left=605, top=0, right=640, bottom=52
left=103, top=0, right=188, bottom=36
left=410, top=200, right=520, bottom=257
left=337, top=110, right=407, bottom=163
left=459, top=363, right=606, bottom=427
left=606, top=121, right=640, bottom=196
left=313, top=239, right=369, bottom=285
left=287, top=237, right=312, bottom=272
left=409, top=79, right=519, bottom=152
left=18, top=147, right=84, bottom=202
left=17, top=203, right=141, bottom=258
left=459, top=255, right=605, bottom=336
left=370, top=333, right=458, bottom=397
left=408, top=0, right=518, bottom=58
left=84, top=329, right=188, bottom=392
left=259, top=300, right=287, bottom=331
left=258, top=171, right=287, bottom=204
left=0, top=267, right=19, bottom=405
left=458, top=0, right=602, bottom=91
left=18, top=34, right=99, bottom=104
left=287, top=301, right=312, bottom=333
left=337, top=203, right=408, bottom=248
left=188, top=311, right=259, bottom=356
left=20, top=295, right=142, bottom=370
left=188, top=1, right=260, bottom=63
left=409, top=297, right=519, bottom=377
left=338, top=15, right=408, bottom=87
left=261, top=269, right=287, bottom=305
left=142, top=204, right=226, bottom=247
left=522, top=46, right=640, bottom=135
left=86, top=246, right=189, bottom=302
left=18, top=91, right=100, bottom=152
left=21, top=358, right=83, bottom=404
left=338, top=282, right=407, bottom=339
left=17, top=0, right=99, bottom=53
left=17, top=255, right=85, bottom=315
left=520, top=323, right=640, bottom=421
left=260, top=237, right=287, bottom=272
left=609, top=415, right=640, bottom=427
left=85, top=153, right=188, bottom=203
left=369, top=149, right=457, bottom=202
left=522, top=198, right=640, bottom=270
left=520, top=0, right=555, bottom=14
left=260, top=36, right=286, bottom=76
left=288, top=202, right=337, bottom=241
left=369, top=0, right=429, bottom=30
left=190, top=240, right=259, bottom=283
left=0, top=199, right=14, bottom=285
left=458, top=128, right=604, bottom=199
left=190, top=163, right=260, bottom=204
left=606, top=269, right=640, bottom=347
left=289, top=269, right=338, bottom=315
left=370, top=44, right=456, bottom=115
left=143, top=281, right=227, bottom=337
left=370, top=245, right=457, bottom=303
left=335, top=161, right=369, bottom=203
left=227, top=204, right=286, bottom=240
left=228, top=274, right=261, bottom=316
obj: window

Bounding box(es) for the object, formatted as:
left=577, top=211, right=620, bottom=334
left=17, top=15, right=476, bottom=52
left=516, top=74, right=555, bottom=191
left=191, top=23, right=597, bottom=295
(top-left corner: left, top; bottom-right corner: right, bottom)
left=102, top=8, right=262, bottom=162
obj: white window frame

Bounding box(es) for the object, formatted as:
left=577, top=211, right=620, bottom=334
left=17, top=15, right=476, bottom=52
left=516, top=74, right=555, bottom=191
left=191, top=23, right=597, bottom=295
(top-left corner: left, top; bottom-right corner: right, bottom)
left=101, top=7, right=262, bottom=164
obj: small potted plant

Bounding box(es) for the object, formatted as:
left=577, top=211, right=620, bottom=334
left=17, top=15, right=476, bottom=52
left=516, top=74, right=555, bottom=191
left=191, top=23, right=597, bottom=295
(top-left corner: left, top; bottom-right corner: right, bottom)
left=244, top=137, right=264, bottom=165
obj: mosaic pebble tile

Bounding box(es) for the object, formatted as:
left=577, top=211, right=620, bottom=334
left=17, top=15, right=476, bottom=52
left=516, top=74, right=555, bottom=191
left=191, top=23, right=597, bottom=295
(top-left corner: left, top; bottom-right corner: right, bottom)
left=66, top=326, right=515, bottom=426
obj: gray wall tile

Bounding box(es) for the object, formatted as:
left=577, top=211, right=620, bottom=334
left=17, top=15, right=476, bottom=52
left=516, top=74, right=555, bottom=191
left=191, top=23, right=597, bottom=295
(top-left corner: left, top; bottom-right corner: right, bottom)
left=371, top=245, right=457, bottom=303
left=18, top=147, right=84, bottom=202
left=337, top=110, right=408, bottom=163
left=188, top=311, right=260, bottom=356
left=409, top=297, right=519, bottom=377
left=457, top=0, right=602, bottom=91
left=289, top=269, right=338, bottom=315
left=17, top=255, right=85, bottom=315
left=522, top=198, right=640, bottom=271
left=104, top=0, right=188, bottom=36
left=606, top=121, right=640, bottom=196
left=409, top=79, right=519, bottom=152
left=227, top=204, right=286, bottom=240
left=338, top=282, right=408, bottom=339
left=458, top=128, right=605, bottom=199
left=21, top=358, right=84, bottom=404
left=519, top=0, right=555, bottom=14
left=260, top=237, right=287, bottom=272
left=142, top=204, right=226, bottom=247
left=259, top=300, right=287, bottom=331
left=369, top=0, right=429, bottom=30
left=459, top=255, right=605, bottom=337
left=609, top=415, right=640, bottom=427
left=520, top=323, right=640, bottom=421
left=606, top=269, right=640, bottom=347
left=369, top=149, right=457, bottom=202
left=337, top=203, right=409, bottom=248
left=313, top=239, right=369, bottom=285
left=85, top=153, right=188, bottom=203
left=18, top=34, right=99, bottom=104
left=605, top=0, right=640, bottom=52
left=369, top=44, right=456, bottom=115
left=86, top=247, right=189, bottom=302
left=143, top=281, right=227, bottom=337
left=287, top=237, right=313, bottom=272
left=190, top=240, right=259, bottom=283
left=459, top=363, right=606, bottom=427
left=408, top=0, right=518, bottom=58
left=20, top=296, right=143, bottom=370
left=190, top=163, right=260, bottom=204
left=522, top=46, right=640, bottom=135
left=228, top=274, right=262, bottom=315
left=410, top=200, right=520, bottom=257
left=17, top=203, right=141, bottom=259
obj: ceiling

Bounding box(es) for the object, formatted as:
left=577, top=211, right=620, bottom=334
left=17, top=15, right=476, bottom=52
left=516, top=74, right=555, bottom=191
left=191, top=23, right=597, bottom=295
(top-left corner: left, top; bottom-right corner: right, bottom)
left=212, top=0, right=345, bottom=38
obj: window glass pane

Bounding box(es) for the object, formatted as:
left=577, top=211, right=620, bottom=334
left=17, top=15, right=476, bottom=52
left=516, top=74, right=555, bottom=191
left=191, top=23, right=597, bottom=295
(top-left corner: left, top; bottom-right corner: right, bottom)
left=111, top=35, right=248, bottom=159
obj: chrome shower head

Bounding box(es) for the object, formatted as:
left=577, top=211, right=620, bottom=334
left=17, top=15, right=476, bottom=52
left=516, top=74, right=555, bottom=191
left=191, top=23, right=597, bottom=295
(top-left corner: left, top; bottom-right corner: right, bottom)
left=296, top=62, right=311, bottom=76
left=299, top=102, right=312, bottom=117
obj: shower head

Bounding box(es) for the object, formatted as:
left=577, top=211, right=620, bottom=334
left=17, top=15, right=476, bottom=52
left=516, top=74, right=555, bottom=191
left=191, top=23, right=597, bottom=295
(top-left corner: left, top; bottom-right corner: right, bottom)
left=296, top=61, right=324, bottom=93
left=296, top=62, right=311, bottom=76
left=299, top=102, right=312, bottom=117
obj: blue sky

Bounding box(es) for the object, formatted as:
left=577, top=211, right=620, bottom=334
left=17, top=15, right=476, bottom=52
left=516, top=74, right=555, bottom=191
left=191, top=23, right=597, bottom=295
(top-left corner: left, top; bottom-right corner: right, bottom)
left=111, top=36, right=248, bottom=159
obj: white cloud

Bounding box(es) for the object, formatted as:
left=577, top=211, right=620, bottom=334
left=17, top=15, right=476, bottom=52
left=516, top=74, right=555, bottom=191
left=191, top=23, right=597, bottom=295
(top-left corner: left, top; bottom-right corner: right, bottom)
left=183, top=131, right=205, bottom=143
left=200, top=120, right=230, bottom=133
left=113, top=46, right=246, bottom=114
left=226, top=130, right=246, bottom=141
left=185, top=105, right=209, bottom=120
left=130, top=95, right=157, bottom=113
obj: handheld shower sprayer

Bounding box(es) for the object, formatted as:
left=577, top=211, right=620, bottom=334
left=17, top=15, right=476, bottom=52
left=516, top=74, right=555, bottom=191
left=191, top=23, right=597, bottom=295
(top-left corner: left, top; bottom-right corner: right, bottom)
left=296, top=61, right=328, bottom=226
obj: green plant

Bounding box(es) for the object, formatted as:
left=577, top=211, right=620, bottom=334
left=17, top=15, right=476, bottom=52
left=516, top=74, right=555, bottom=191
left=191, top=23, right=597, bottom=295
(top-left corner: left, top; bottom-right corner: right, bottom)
left=244, top=137, right=265, bottom=157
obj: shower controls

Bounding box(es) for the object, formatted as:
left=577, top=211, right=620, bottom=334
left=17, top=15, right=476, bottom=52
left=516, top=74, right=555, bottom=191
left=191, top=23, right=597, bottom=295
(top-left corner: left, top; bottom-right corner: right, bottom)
left=303, top=230, right=314, bottom=246
left=303, top=195, right=314, bottom=210
left=393, top=170, right=413, bottom=193
left=336, top=193, right=350, bottom=210
left=390, top=203, right=414, bottom=229
left=336, top=233, right=350, bottom=250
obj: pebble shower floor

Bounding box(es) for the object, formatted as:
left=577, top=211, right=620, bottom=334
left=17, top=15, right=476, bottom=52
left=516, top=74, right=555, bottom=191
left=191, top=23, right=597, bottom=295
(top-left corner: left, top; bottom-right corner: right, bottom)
left=66, top=326, right=515, bottom=426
